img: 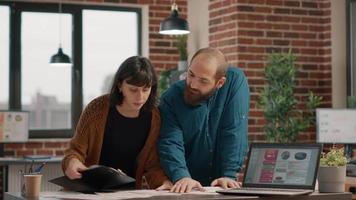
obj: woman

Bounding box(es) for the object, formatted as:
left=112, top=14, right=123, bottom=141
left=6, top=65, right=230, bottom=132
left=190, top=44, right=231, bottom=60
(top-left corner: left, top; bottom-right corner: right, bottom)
left=62, top=56, right=171, bottom=189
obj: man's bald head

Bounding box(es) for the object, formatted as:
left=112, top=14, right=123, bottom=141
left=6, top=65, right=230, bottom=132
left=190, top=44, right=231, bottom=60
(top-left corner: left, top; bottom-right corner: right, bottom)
left=190, top=47, right=228, bottom=79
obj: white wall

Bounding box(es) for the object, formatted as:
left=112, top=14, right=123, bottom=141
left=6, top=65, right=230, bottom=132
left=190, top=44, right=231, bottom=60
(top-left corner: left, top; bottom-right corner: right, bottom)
left=141, top=5, right=149, bottom=57
left=331, top=0, right=347, bottom=108
left=187, top=0, right=209, bottom=62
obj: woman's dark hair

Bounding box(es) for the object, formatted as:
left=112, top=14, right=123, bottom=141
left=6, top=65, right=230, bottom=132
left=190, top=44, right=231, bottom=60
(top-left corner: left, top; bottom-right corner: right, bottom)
left=109, top=56, right=158, bottom=111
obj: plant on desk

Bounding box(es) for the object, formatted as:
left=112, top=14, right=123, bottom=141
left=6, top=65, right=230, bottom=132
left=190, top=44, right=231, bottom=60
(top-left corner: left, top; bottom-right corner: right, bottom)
left=318, top=146, right=348, bottom=193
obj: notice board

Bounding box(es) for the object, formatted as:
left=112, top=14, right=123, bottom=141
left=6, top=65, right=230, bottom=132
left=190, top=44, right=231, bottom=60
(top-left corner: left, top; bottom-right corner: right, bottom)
left=0, top=111, right=29, bottom=142
left=316, top=109, right=356, bottom=144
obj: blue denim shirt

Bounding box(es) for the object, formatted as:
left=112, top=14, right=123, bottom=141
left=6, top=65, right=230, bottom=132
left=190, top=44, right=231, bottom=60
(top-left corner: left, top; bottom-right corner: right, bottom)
left=158, top=67, right=250, bottom=186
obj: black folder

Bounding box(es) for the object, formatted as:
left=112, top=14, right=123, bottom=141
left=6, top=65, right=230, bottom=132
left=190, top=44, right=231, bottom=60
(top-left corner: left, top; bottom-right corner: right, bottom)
left=49, top=165, right=135, bottom=193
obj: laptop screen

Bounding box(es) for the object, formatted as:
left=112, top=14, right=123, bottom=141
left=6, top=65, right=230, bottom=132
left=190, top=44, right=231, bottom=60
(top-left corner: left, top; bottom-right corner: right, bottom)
left=243, top=143, right=322, bottom=189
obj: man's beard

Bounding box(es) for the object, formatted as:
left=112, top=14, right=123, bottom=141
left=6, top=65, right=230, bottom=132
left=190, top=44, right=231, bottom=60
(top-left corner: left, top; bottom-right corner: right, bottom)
left=183, top=85, right=216, bottom=106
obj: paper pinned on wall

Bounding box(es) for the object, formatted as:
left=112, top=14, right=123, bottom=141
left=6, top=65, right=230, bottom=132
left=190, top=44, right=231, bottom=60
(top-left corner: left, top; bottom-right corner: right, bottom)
left=0, top=111, right=29, bottom=142
left=316, top=109, right=356, bottom=144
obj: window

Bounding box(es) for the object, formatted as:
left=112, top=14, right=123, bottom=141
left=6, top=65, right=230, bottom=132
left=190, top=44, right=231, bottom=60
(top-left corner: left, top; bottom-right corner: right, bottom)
left=83, top=10, right=138, bottom=106
left=0, top=6, right=9, bottom=110
left=22, top=12, right=72, bottom=130
left=1, top=2, right=141, bottom=138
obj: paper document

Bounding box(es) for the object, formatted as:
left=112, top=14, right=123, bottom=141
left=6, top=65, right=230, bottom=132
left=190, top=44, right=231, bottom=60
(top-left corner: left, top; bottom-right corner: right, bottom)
left=40, top=187, right=223, bottom=200
left=190, top=186, right=222, bottom=194
left=40, top=191, right=100, bottom=200
left=96, top=188, right=221, bottom=199
left=96, top=190, right=179, bottom=199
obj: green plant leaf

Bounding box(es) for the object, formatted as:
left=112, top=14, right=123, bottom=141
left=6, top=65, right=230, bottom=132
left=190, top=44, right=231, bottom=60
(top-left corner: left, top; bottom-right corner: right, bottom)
left=258, top=50, right=322, bottom=143
left=320, top=147, right=348, bottom=167
left=175, top=35, right=188, bottom=60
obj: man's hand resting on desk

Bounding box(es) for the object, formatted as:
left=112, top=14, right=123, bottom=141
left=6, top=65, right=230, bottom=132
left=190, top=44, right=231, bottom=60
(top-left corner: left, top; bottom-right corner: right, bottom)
left=65, top=158, right=88, bottom=179
left=211, top=177, right=241, bottom=189
left=170, top=177, right=205, bottom=193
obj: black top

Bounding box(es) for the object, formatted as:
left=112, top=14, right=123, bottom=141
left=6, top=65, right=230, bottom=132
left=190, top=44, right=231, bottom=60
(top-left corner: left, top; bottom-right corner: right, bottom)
left=99, top=106, right=152, bottom=178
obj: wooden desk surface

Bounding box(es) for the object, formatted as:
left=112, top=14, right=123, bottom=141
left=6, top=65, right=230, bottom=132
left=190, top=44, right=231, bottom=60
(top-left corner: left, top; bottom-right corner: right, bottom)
left=4, top=191, right=352, bottom=200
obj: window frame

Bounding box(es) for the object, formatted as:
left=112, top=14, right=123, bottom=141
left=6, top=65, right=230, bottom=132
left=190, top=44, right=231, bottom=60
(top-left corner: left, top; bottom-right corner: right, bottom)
left=0, top=5, right=10, bottom=110
left=347, top=0, right=356, bottom=97
left=1, top=1, right=142, bottom=138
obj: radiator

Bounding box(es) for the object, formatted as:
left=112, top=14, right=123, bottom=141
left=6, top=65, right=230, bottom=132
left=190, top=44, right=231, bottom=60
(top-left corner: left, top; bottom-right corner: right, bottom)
left=7, top=163, right=63, bottom=192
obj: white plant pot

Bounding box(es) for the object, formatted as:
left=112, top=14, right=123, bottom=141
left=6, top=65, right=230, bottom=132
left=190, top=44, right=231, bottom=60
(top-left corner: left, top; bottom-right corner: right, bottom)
left=318, top=165, right=346, bottom=193
left=178, top=60, right=188, bottom=71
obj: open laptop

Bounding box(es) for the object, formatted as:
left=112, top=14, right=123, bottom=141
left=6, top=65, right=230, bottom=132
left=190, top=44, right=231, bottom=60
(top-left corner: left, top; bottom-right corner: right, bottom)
left=217, top=143, right=322, bottom=196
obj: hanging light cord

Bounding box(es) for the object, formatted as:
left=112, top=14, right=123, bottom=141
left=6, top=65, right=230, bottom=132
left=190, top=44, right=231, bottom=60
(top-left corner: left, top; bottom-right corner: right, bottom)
left=58, top=1, right=62, bottom=48
left=171, top=0, right=178, bottom=11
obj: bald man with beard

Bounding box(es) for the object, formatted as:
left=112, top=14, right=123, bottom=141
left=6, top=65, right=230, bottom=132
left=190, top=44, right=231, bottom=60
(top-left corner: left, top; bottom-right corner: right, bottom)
left=158, top=47, right=250, bottom=193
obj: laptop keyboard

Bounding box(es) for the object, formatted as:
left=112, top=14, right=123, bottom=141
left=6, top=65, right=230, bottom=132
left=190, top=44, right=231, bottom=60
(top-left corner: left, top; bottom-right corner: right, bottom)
left=236, top=187, right=307, bottom=192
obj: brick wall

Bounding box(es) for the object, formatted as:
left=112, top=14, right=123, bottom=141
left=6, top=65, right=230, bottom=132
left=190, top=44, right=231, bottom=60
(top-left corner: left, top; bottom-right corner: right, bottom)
left=4, top=142, right=69, bottom=157
left=144, top=0, right=188, bottom=71
left=209, top=0, right=332, bottom=142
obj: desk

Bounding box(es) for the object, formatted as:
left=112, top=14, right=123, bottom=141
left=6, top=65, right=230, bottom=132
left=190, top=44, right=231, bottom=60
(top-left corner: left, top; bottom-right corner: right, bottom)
left=0, top=157, right=63, bottom=197
left=4, top=191, right=352, bottom=200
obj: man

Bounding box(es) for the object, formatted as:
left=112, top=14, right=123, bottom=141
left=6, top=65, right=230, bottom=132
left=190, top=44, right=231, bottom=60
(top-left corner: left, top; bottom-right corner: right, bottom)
left=158, top=47, right=250, bottom=193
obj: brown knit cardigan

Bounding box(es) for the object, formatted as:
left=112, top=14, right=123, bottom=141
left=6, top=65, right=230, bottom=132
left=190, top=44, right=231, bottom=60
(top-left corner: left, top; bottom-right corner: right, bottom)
left=62, top=95, right=168, bottom=189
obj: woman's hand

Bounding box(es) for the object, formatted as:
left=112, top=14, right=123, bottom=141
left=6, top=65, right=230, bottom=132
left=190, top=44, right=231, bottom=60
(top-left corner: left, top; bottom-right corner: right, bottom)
left=65, top=158, right=88, bottom=179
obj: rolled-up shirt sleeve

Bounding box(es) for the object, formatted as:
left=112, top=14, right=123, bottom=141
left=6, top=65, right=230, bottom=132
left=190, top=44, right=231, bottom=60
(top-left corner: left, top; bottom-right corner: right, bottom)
left=218, top=70, right=249, bottom=179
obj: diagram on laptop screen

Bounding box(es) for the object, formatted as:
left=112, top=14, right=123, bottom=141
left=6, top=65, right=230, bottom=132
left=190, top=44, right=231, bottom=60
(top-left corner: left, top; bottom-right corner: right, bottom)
left=245, top=148, right=316, bottom=186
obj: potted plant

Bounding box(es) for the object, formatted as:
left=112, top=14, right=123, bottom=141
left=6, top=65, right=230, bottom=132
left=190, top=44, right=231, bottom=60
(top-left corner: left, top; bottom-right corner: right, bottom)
left=258, top=50, right=323, bottom=143
left=318, top=146, right=348, bottom=192
left=175, top=35, right=188, bottom=71
left=158, top=36, right=188, bottom=97
left=158, top=69, right=173, bottom=97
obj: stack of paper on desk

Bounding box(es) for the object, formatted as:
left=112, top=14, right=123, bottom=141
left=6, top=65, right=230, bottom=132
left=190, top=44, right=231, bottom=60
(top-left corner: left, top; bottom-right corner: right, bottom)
left=40, top=187, right=222, bottom=200
left=49, top=165, right=135, bottom=192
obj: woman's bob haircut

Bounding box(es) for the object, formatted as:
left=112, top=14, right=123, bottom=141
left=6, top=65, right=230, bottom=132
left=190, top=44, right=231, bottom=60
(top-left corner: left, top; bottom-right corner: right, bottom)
left=109, top=56, right=158, bottom=111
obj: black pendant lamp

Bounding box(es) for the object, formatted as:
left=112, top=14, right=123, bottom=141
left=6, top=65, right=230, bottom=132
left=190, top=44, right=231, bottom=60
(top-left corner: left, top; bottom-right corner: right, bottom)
left=50, top=2, right=71, bottom=66
left=50, top=47, right=71, bottom=65
left=159, top=1, right=190, bottom=35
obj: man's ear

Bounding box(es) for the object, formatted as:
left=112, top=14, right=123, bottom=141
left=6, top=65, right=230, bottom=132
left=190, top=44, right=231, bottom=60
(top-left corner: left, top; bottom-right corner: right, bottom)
left=216, top=77, right=226, bottom=89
